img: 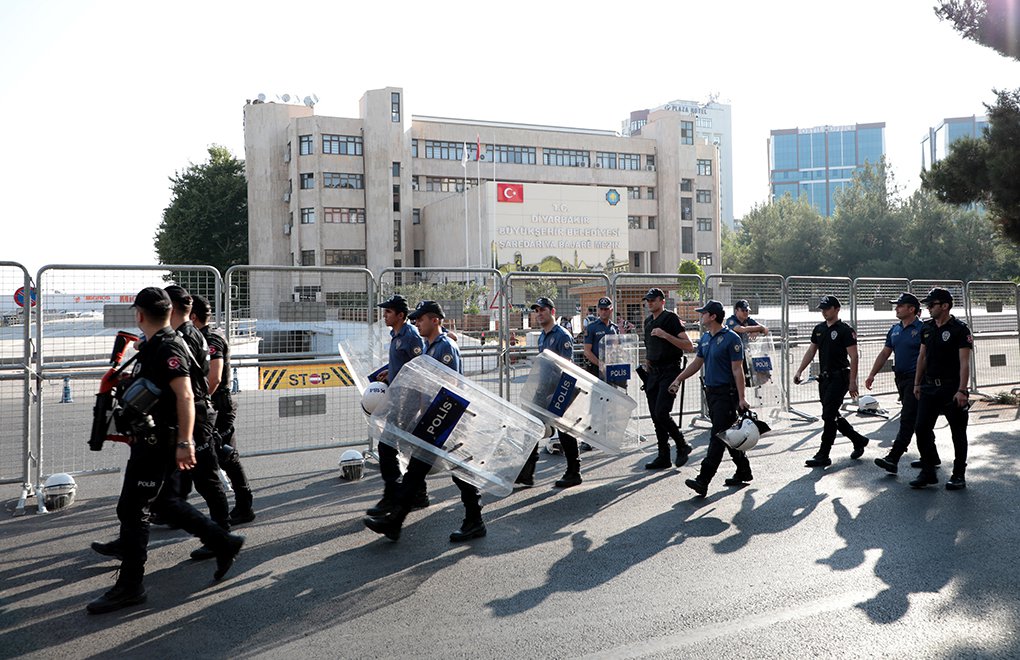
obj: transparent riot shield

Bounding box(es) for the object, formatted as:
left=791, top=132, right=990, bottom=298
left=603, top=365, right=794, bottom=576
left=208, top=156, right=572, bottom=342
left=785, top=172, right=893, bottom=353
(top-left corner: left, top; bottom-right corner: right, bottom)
left=744, top=334, right=788, bottom=429
left=338, top=321, right=390, bottom=394
left=600, top=333, right=645, bottom=446
left=368, top=356, right=543, bottom=497
left=520, top=351, right=638, bottom=452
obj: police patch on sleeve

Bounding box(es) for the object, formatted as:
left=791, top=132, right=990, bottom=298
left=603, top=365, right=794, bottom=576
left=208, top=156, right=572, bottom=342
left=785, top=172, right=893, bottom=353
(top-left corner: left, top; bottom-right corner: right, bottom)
left=167, top=357, right=182, bottom=370
left=563, top=341, right=571, bottom=350
left=734, top=343, right=742, bottom=353
left=412, top=346, right=422, bottom=355
left=209, top=346, right=218, bottom=356
left=441, top=354, right=452, bottom=364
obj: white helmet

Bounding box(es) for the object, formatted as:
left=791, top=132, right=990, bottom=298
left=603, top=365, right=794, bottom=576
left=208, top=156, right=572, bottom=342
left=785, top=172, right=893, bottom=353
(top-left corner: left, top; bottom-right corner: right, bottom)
left=543, top=427, right=562, bottom=455
left=361, top=381, right=388, bottom=415
left=339, top=449, right=365, bottom=480
left=857, top=395, right=880, bottom=412
left=720, top=417, right=761, bottom=451
left=42, top=473, right=77, bottom=510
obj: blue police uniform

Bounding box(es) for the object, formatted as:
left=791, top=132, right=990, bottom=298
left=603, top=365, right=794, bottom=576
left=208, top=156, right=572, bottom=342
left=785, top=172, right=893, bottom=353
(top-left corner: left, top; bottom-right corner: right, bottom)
left=426, top=333, right=461, bottom=374
left=883, top=318, right=923, bottom=461
left=725, top=314, right=759, bottom=342
left=583, top=318, right=619, bottom=376
left=539, top=324, right=574, bottom=360
left=692, top=326, right=752, bottom=485
left=387, top=322, right=425, bottom=384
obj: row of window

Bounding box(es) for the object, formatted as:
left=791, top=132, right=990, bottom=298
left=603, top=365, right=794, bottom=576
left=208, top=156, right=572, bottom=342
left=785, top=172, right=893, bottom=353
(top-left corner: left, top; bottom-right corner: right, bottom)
left=298, top=134, right=364, bottom=156
left=627, top=187, right=656, bottom=200
left=297, top=207, right=366, bottom=224
left=627, top=216, right=657, bottom=230
left=296, top=249, right=368, bottom=267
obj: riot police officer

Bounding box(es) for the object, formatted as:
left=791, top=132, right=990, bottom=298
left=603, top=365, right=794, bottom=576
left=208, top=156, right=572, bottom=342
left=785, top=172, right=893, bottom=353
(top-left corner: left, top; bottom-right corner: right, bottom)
left=668, top=301, right=751, bottom=496
left=86, top=288, right=243, bottom=614
left=641, top=288, right=694, bottom=470
left=367, top=295, right=427, bottom=516
left=725, top=299, right=770, bottom=346
left=793, top=295, right=870, bottom=467
left=909, top=288, right=973, bottom=490
left=866, top=292, right=926, bottom=474
left=190, top=294, right=256, bottom=524
left=582, top=297, right=620, bottom=378
left=364, top=301, right=484, bottom=542
left=514, top=297, right=583, bottom=488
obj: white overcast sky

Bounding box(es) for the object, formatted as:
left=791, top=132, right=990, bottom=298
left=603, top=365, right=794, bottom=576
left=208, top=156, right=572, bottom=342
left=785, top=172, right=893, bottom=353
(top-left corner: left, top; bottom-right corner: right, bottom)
left=2, top=0, right=1018, bottom=276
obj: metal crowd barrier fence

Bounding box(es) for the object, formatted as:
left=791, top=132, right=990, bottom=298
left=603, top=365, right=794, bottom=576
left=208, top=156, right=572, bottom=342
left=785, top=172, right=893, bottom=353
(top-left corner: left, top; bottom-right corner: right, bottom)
left=851, top=278, right=911, bottom=398
left=784, top=276, right=853, bottom=410
left=224, top=265, right=375, bottom=458
left=0, top=262, right=33, bottom=515
left=965, top=281, right=1020, bottom=394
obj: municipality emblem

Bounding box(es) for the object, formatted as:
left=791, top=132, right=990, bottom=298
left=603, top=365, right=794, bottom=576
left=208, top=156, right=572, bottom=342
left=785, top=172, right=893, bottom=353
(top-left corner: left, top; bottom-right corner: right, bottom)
left=605, top=189, right=621, bottom=206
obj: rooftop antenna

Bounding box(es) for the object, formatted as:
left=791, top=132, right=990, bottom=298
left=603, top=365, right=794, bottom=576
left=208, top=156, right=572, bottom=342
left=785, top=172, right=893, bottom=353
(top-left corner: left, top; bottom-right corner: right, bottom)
left=281, top=94, right=291, bottom=102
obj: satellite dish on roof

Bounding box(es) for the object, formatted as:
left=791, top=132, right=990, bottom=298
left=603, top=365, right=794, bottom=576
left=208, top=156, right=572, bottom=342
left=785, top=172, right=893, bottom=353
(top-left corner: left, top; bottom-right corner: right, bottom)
left=257, top=93, right=266, bottom=102
left=281, top=94, right=291, bottom=102
left=312, top=94, right=319, bottom=103
left=303, top=96, right=314, bottom=107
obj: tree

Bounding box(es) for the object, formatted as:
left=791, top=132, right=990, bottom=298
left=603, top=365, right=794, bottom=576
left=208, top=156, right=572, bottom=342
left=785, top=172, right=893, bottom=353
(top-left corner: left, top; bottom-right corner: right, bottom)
left=828, top=160, right=908, bottom=277
left=727, top=195, right=828, bottom=276
left=675, top=259, right=705, bottom=299
left=155, top=145, right=248, bottom=275
left=921, top=89, right=1020, bottom=243
left=935, top=0, right=1020, bottom=61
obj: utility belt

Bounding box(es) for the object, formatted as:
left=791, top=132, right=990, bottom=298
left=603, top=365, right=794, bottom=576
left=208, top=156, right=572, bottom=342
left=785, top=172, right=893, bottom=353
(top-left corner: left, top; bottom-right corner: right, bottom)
left=894, top=370, right=916, bottom=382
left=646, top=360, right=683, bottom=373
left=704, top=385, right=736, bottom=395
left=923, top=376, right=959, bottom=388
left=818, top=368, right=849, bottom=380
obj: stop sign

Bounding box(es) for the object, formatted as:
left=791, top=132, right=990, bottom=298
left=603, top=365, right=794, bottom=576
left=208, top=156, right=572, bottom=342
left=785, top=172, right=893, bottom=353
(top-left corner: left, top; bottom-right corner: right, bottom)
left=308, top=373, right=322, bottom=385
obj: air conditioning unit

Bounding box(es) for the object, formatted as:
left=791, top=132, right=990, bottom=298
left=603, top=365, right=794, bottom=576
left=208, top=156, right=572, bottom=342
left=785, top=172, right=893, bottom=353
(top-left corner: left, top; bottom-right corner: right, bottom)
left=283, top=224, right=292, bottom=235
left=595, top=162, right=603, bottom=169
left=411, top=183, right=419, bottom=191
left=282, top=192, right=291, bottom=202
left=647, top=164, right=655, bottom=171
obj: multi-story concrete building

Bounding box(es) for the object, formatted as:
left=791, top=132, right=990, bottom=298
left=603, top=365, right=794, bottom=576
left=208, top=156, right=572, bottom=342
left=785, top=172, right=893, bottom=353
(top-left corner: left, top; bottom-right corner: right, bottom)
left=767, top=123, right=885, bottom=217
left=921, top=115, right=989, bottom=171
left=623, top=98, right=734, bottom=228
left=244, top=86, right=722, bottom=281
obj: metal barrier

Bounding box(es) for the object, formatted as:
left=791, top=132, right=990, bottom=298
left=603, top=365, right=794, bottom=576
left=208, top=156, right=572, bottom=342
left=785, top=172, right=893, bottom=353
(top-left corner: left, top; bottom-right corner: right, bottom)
left=784, top=276, right=853, bottom=409
left=965, top=281, right=1020, bottom=393
left=852, top=278, right=911, bottom=397
left=225, top=265, right=375, bottom=458
left=0, top=263, right=33, bottom=514
left=33, top=265, right=222, bottom=489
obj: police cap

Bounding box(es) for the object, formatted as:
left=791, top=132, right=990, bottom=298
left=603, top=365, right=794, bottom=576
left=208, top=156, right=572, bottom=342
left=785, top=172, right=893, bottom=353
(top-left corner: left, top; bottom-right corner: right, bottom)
left=889, top=292, right=921, bottom=308
left=734, top=299, right=750, bottom=311
left=920, top=287, right=953, bottom=306
left=695, top=300, right=725, bottom=316
left=643, top=288, right=665, bottom=301
left=408, top=300, right=445, bottom=320
left=817, top=295, right=841, bottom=309
left=597, top=297, right=613, bottom=309
left=132, top=287, right=172, bottom=315
left=164, top=285, right=192, bottom=309
left=530, top=297, right=555, bottom=310
left=377, top=294, right=409, bottom=314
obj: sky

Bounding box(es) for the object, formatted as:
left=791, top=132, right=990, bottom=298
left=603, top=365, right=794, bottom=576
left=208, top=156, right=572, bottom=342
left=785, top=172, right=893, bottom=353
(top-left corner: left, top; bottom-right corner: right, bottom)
left=2, top=0, right=1018, bottom=276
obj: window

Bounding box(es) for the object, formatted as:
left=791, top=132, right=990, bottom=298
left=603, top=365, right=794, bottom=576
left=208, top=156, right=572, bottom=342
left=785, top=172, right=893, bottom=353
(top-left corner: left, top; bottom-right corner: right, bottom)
left=412, top=208, right=421, bottom=225
left=413, top=249, right=423, bottom=267
left=682, top=227, right=693, bottom=253
left=393, top=184, right=400, bottom=212
left=300, top=173, right=314, bottom=189
left=632, top=252, right=641, bottom=268
left=300, top=250, right=316, bottom=266
left=323, top=172, right=363, bottom=189
left=697, top=159, right=713, bottom=176
left=698, top=252, right=714, bottom=266
left=681, top=121, right=694, bottom=145
left=299, top=135, right=313, bottom=155
left=393, top=217, right=401, bottom=252
left=391, top=92, right=401, bottom=123
left=425, top=176, right=469, bottom=193
left=323, top=134, right=363, bottom=156
left=696, top=189, right=712, bottom=203
left=618, top=153, right=640, bottom=170
left=681, top=178, right=693, bottom=192
left=326, top=291, right=368, bottom=307
left=424, top=140, right=465, bottom=161
left=294, top=285, right=320, bottom=302
left=628, top=215, right=641, bottom=229
left=300, top=208, right=315, bottom=224
left=647, top=216, right=656, bottom=229
left=486, top=144, right=536, bottom=164
left=412, top=139, right=418, bottom=158
left=392, top=162, right=400, bottom=177
left=543, top=148, right=590, bottom=167
left=323, top=207, right=365, bottom=223
left=646, top=154, right=656, bottom=169
left=596, top=152, right=617, bottom=169
left=647, top=187, right=655, bottom=200
left=697, top=217, right=713, bottom=231
left=324, top=249, right=367, bottom=266
left=681, top=197, right=693, bottom=221
left=628, top=187, right=640, bottom=200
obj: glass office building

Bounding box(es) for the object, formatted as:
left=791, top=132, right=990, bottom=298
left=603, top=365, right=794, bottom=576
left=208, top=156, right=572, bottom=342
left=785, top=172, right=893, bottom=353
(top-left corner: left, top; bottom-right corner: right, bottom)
left=921, top=115, right=988, bottom=171
left=767, top=123, right=885, bottom=216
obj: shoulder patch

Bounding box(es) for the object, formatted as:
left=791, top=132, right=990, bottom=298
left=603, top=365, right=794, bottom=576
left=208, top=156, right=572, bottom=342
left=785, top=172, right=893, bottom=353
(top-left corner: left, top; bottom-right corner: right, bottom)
left=733, top=343, right=741, bottom=353
left=563, top=341, right=571, bottom=350
left=412, top=346, right=422, bottom=355
left=442, top=353, right=452, bottom=364
left=167, top=356, right=182, bottom=370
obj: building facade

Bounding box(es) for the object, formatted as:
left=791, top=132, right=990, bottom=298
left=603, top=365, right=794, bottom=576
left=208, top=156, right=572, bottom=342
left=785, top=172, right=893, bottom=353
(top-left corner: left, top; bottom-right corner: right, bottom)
left=767, top=123, right=885, bottom=217
left=243, top=86, right=722, bottom=281
left=623, top=98, right=734, bottom=228
left=921, top=115, right=989, bottom=171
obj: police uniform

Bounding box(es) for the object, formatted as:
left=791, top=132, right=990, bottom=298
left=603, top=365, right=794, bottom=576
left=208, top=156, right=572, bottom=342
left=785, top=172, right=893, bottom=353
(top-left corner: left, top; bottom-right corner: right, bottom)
left=642, top=289, right=691, bottom=468
left=808, top=308, right=869, bottom=464
left=725, top=313, right=760, bottom=344
left=583, top=300, right=619, bottom=379
left=881, top=314, right=924, bottom=466
left=912, top=291, right=973, bottom=489
left=387, top=321, right=425, bottom=385
left=202, top=323, right=254, bottom=522
left=688, top=310, right=751, bottom=491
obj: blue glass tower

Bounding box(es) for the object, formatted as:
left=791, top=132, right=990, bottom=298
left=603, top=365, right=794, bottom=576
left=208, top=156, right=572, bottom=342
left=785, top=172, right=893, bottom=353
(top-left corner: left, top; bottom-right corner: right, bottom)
left=921, top=115, right=989, bottom=171
left=767, top=123, right=886, bottom=216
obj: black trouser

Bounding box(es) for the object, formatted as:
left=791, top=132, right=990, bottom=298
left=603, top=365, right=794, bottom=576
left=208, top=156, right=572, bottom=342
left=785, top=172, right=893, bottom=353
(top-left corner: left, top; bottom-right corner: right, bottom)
left=889, top=371, right=921, bottom=458
left=699, top=387, right=750, bottom=483
left=120, top=439, right=232, bottom=584
left=644, top=363, right=685, bottom=457
left=378, top=442, right=428, bottom=500
left=209, top=391, right=253, bottom=511
left=176, top=403, right=230, bottom=529
left=516, top=430, right=579, bottom=480
left=915, top=381, right=968, bottom=475
left=393, top=456, right=482, bottom=522
left=817, top=370, right=867, bottom=456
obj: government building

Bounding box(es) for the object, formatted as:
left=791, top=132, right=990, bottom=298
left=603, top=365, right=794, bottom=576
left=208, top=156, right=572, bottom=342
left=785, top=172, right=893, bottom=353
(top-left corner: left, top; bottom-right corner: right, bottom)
left=243, top=86, right=722, bottom=280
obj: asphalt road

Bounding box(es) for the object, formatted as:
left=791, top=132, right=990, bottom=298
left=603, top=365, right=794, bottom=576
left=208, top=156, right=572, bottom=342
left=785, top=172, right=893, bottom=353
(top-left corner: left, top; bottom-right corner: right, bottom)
left=2, top=395, right=1019, bottom=659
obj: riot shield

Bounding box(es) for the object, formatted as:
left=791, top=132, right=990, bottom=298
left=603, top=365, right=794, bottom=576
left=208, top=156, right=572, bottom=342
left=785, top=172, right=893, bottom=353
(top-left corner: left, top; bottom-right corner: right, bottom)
left=338, top=321, right=390, bottom=394
left=744, top=334, right=788, bottom=429
left=520, top=351, right=639, bottom=452
left=600, top=333, right=645, bottom=446
left=367, top=355, right=543, bottom=497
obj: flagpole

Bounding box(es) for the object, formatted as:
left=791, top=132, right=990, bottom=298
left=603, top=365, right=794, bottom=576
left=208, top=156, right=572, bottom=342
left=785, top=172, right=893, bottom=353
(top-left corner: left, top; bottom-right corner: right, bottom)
left=476, top=134, right=483, bottom=274
left=462, top=142, right=469, bottom=269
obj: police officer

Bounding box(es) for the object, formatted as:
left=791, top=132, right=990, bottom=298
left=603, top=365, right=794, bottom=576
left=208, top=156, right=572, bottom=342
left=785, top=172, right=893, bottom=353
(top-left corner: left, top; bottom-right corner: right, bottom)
left=514, top=297, right=584, bottom=489
left=668, top=301, right=751, bottom=496
left=866, top=292, right=927, bottom=474
left=909, top=288, right=973, bottom=490
left=641, top=288, right=694, bottom=470
left=793, top=295, right=870, bottom=467
left=363, top=301, right=485, bottom=542
left=190, top=294, right=256, bottom=524
left=725, top=299, right=770, bottom=346
left=366, top=294, right=427, bottom=516
left=86, top=288, right=243, bottom=614
left=164, top=286, right=231, bottom=561
left=583, top=297, right=619, bottom=379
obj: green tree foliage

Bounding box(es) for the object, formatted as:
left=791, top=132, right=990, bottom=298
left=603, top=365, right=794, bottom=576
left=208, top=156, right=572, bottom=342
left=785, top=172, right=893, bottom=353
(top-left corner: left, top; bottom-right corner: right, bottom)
left=724, top=195, right=828, bottom=276
left=828, top=161, right=905, bottom=277
left=921, top=89, right=1020, bottom=243
left=935, top=0, right=1020, bottom=61
left=155, top=145, right=248, bottom=275
left=675, top=259, right=705, bottom=299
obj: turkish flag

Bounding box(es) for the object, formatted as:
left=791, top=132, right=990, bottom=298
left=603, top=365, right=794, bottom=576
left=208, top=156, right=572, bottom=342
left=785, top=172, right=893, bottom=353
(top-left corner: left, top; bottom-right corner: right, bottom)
left=497, top=183, right=524, bottom=203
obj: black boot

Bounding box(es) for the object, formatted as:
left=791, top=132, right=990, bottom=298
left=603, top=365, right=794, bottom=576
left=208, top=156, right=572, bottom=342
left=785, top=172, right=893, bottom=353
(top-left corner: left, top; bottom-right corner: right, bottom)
left=645, top=454, right=672, bottom=470
left=450, top=519, right=487, bottom=542
left=213, top=534, right=245, bottom=581
left=874, top=452, right=901, bottom=474
left=91, top=538, right=124, bottom=561
left=228, top=489, right=256, bottom=525
left=86, top=568, right=146, bottom=615
left=723, top=468, right=753, bottom=487
left=849, top=435, right=870, bottom=460
left=674, top=440, right=693, bottom=467
left=554, top=471, right=582, bottom=488
left=364, top=511, right=404, bottom=541
left=946, top=463, right=966, bottom=491
left=805, top=454, right=832, bottom=468
left=909, top=470, right=939, bottom=489
left=367, top=489, right=397, bottom=516
left=685, top=476, right=709, bottom=497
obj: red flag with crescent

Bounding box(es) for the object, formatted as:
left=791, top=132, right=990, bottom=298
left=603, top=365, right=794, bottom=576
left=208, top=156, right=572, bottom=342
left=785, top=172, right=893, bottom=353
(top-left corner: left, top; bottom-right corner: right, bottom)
left=497, top=183, right=523, bottom=203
